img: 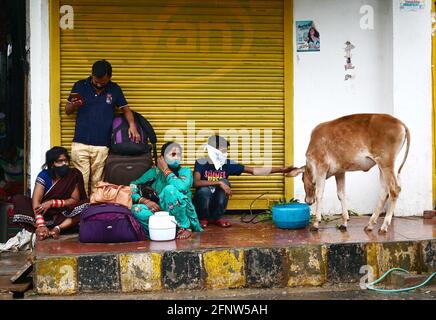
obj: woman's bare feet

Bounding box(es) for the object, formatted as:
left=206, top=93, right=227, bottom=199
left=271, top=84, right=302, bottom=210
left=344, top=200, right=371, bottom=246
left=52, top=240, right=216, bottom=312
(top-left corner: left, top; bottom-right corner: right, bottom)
left=176, top=228, right=192, bottom=239
left=49, top=226, right=61, bottom=239
left=35, top=226, right=50, bottom=241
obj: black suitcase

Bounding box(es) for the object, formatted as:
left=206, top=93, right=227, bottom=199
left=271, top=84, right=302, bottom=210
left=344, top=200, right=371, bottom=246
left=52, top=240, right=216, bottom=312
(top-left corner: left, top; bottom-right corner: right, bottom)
left=104, top=153, right=153, bottom=186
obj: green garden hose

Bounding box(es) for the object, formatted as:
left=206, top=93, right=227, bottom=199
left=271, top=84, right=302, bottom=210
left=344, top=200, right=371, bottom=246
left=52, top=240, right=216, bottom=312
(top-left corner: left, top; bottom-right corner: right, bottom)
left=366, top=268, right=436, bottom=293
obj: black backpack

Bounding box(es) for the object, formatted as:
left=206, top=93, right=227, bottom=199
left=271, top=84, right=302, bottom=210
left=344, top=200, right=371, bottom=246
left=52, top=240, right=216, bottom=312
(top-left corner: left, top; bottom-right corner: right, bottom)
left=110, top=111, right=157, bottom=162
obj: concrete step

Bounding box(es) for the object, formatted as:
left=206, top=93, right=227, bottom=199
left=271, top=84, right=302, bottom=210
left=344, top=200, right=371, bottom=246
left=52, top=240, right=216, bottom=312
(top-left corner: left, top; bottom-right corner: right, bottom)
left=32, top=216, right=435, bottom=296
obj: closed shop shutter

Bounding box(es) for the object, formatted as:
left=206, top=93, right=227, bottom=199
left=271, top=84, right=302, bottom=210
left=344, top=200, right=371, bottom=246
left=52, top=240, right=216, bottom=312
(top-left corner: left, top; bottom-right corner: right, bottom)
left=56, top=0, right=287, bottom=209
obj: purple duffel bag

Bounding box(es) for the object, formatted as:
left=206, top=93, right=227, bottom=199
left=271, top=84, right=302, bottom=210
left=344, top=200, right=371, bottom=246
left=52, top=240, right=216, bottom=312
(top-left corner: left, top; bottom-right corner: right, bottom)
left=79, top=203, right=147, bottom=243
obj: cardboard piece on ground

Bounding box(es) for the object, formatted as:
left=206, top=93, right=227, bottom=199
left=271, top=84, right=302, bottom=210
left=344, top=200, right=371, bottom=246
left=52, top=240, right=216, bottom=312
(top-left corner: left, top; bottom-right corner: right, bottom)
left=10, top=261, right=32, bottom=284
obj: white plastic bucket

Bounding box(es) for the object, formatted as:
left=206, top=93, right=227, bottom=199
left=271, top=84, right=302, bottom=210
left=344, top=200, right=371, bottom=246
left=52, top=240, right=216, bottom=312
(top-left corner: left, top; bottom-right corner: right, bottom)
left=148, top=211, right=177, bottom=241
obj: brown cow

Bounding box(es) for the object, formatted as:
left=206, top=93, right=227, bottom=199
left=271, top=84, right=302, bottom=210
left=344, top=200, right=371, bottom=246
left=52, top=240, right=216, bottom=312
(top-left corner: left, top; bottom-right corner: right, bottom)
left=288, top=113, right=410, bottom=233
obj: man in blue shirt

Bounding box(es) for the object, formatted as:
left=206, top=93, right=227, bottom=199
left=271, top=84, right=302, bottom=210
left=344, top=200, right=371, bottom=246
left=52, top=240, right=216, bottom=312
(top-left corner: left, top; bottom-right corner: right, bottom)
left=65, top=60, right=140, bottom=195
left=193, top=135, right=294, bottom=228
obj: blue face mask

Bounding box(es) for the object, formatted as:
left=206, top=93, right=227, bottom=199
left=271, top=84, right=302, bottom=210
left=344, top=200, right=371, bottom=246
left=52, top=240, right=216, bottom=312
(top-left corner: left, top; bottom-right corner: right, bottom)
left=166, top=159, right=181, bottom=169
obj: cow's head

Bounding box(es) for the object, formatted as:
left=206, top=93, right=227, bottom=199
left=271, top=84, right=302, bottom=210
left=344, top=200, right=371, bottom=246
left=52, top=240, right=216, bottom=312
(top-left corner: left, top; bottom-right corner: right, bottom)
left=287, top=165, right=316, bottom=205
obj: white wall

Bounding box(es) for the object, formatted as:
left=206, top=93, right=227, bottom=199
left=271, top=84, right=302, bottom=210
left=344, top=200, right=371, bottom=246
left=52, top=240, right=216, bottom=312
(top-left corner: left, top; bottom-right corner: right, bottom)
left=392, top=0, right=433, bottom=215
left=293, top=0, right=432, bottom=216
left=28, top=0, right=51, bottom=190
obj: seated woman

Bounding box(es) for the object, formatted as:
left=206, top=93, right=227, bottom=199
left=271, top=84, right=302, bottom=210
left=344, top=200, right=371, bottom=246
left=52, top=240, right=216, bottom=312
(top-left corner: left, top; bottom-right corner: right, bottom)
left=12, top=146, right=88, bottom=241
left=130, top=142, right=203, bottom=239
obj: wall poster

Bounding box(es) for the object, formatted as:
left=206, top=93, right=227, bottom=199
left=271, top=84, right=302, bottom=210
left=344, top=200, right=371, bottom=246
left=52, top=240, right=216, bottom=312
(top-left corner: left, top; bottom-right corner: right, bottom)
left=296, top=20, right=320, bottom=52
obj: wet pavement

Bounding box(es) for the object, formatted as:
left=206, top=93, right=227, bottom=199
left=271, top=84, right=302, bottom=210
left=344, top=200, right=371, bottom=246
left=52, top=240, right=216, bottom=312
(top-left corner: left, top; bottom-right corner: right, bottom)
left=22, top=284, right=436, bottom=300
left=0, top=251, right=32, bottom=298
left=35, top=215, right=435, bottom=256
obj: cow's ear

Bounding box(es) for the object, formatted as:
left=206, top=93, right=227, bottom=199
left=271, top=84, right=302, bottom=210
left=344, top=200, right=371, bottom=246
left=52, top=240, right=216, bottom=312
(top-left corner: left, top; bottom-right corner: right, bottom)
left=286, top=166, right=305, bottom=177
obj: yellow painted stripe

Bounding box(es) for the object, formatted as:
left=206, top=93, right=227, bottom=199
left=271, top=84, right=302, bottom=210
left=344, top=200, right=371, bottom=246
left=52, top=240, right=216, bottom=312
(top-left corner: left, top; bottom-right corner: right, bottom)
left=284, top=0, right=293, bottom=201
left=49, top=0, right=61, bottom=147
left=433, top=1, right=436, bottom=206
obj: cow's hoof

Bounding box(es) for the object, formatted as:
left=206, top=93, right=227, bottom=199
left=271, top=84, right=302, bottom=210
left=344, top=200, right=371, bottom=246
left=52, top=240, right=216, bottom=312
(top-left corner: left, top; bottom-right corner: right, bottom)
left=364, top=225, right=373, bottom=232
left=309, top=225, right=319, bottom=232
left=378, top=228, right=387, bottom=235
left=338, top=224, right=347, bottom=232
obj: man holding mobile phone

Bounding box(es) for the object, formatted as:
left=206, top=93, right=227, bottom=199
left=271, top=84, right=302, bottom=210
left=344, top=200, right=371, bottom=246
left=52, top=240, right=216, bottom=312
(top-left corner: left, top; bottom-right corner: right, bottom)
left=65, top=60, right=140, bottom=195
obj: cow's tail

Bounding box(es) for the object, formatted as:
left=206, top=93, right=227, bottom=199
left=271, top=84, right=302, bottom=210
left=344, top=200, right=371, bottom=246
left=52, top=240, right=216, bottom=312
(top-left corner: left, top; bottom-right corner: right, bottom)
left=397, top=123, right=410, bottom=178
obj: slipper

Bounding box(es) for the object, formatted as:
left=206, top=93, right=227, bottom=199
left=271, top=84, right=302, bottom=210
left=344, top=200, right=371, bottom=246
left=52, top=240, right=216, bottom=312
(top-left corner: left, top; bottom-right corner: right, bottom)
left=214, top=219, right=232, bottom=228
left=200, top=219, right=209, bottom=228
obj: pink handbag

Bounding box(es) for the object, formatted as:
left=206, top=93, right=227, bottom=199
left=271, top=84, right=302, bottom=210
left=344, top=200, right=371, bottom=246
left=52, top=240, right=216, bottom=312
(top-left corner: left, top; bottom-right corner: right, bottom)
left=90, top=182, right=132, bottom=209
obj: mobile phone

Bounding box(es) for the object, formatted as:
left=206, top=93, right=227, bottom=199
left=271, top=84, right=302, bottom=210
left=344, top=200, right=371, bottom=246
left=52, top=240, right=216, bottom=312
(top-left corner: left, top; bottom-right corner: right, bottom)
left=69, top=93, right=84, bottom=106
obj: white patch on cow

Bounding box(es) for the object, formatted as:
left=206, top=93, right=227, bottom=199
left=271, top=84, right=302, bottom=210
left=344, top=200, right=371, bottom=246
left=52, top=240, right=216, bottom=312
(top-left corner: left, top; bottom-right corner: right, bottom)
left=352, top=152, right=376, bottom=172
left=306, top=159, right=318, bottom=182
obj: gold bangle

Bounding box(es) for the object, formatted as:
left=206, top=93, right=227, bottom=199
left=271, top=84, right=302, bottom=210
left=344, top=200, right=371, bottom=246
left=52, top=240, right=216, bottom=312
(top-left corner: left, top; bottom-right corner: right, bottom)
left=139, top=197, right=150, bottom=205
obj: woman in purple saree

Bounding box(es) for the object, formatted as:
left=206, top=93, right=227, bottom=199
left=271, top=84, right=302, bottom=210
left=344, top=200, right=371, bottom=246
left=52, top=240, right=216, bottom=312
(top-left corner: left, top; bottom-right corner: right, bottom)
left=12, top=147, right=89, bottom=241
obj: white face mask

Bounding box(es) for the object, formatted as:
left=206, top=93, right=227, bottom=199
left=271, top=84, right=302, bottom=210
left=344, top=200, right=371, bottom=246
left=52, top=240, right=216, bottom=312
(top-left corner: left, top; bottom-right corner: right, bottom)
left=205, top=145, right=228, bottom=170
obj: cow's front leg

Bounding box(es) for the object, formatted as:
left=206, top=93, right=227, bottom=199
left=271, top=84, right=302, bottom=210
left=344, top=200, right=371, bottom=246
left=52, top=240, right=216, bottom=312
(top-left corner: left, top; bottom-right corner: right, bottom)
left=335, top=173, right=348, bottom=231
left=310, top=177, right=326, bottom=231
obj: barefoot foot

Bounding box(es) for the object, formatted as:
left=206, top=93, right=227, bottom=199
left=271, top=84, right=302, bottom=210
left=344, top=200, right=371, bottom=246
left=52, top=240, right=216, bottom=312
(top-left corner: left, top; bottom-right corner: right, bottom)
left=176, top=228, right=192, bottom=240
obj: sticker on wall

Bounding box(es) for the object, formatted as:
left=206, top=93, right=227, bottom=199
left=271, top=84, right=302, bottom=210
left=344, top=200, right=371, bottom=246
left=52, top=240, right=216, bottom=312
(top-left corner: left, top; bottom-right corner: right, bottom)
left=344, top=41, right=355, bottom=70
left=344, top=41, right=355, bottom=81
left=400, top=0, right=425, bottom=11
left=296, top=21, right=320, bottom=52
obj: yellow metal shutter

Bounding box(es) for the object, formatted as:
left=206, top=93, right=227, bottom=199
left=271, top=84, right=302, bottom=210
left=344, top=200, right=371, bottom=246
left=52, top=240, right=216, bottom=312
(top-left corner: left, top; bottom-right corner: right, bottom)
left=58, top=0, right=286, bottom=209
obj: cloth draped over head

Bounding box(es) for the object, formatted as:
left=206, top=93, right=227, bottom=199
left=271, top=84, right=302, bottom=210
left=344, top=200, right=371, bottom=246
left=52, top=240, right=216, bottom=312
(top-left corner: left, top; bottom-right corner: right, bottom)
left=203, top=144, right=227, bottom=170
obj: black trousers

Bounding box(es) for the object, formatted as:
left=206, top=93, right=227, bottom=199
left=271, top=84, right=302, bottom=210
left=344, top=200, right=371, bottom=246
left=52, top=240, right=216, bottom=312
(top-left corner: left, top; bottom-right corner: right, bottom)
left=194, top=179, right=230, bottom=220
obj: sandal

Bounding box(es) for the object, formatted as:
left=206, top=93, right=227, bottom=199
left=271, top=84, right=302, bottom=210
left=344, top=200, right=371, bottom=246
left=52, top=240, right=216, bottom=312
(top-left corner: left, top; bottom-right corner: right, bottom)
left=200, top=219, right=209, bottom=228
left=176, top=228, right=192, bottom=240
left=213, top=219, right=232, bottom=228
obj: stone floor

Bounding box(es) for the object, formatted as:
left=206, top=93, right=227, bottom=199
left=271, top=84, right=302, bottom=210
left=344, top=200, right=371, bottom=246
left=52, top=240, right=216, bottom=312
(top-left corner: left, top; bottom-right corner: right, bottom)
left=35, top=215, right=435, bottom=257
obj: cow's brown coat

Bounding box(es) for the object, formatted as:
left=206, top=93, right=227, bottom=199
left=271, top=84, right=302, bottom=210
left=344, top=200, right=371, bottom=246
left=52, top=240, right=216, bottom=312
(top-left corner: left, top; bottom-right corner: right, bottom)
left=289, top=114, right=410, bottom=233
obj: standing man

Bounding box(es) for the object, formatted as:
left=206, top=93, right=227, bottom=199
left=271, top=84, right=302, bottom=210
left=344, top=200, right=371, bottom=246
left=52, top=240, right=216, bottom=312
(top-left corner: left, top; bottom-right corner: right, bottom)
left=65, top=60, right=140, bottom=195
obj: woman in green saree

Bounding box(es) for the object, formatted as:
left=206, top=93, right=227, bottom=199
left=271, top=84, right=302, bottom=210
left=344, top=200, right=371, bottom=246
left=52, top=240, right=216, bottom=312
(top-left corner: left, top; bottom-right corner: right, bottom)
left=130, top=142, right=203, bottom=239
